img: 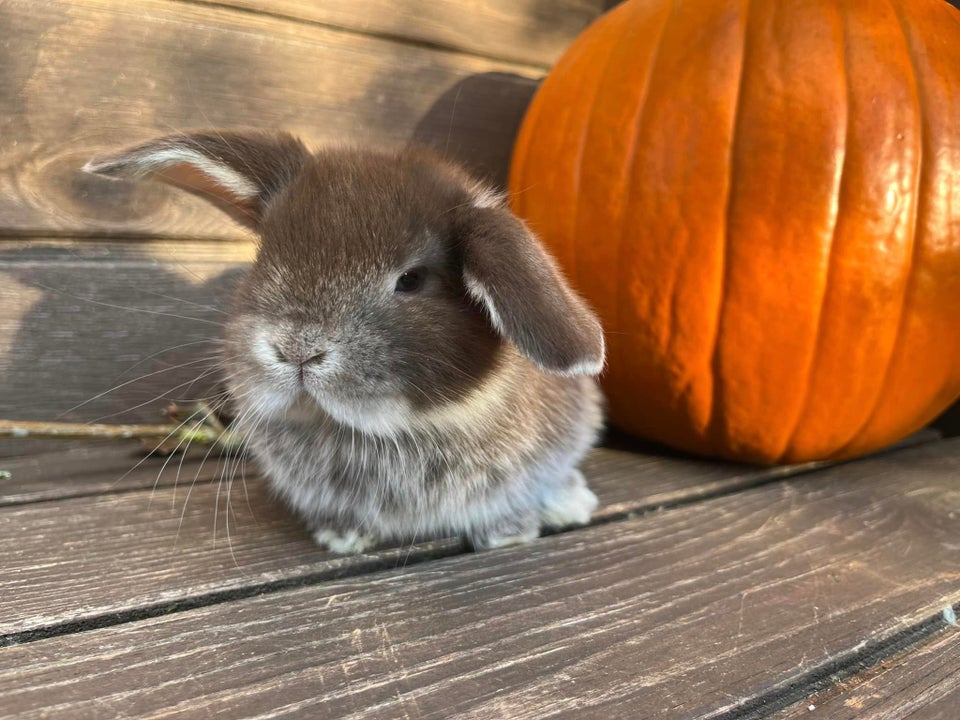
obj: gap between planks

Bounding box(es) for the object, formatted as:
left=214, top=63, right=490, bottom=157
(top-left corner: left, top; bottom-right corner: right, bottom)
left=778, top=623, right=960, bottom=719
left=0, top=539, right=466, bottom=650
left=709, top=606, right=960, bottom=720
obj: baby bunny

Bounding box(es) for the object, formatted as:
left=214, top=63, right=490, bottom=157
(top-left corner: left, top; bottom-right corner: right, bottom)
left=84, top=131, right=605, bottom=553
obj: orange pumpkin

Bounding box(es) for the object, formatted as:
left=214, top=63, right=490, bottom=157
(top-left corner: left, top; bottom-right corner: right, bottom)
left=510, top=0, right=960, bottom=464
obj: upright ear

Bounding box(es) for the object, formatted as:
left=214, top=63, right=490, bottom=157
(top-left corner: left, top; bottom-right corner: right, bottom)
left=459, top=205, right=605, bottom=376
left=83, top=131, right=310, bottom=229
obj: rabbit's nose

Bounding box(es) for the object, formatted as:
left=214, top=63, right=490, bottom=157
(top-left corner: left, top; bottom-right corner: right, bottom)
left=298, top=350, right=326, bottom=367
left=271, top=343, right=326, bottom=367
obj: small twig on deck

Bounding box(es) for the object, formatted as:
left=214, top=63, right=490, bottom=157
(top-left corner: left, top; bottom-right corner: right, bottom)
left=0, top=419, right=186, bottom=441
left=0, top=402, right=244, bottom=456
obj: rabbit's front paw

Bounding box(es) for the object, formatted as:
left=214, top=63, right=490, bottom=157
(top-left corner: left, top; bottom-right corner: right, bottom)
left=470, top=528, right=540, bottom=551
left=312, top=527, right=378, bottom=554
left=469, top=514, right=540, bottom=551
left=541, top=470, right=598, bottom=529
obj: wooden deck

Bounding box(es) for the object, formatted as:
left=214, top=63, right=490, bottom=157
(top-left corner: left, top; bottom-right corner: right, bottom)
left=1, top=433, right=958, bottom=718
left=3, top=1, right=960, bottom=717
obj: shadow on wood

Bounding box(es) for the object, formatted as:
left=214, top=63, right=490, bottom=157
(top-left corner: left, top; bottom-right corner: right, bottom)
left=0, top=243, right=246, bottom=456
left=411, top=72, right=539, bottom=187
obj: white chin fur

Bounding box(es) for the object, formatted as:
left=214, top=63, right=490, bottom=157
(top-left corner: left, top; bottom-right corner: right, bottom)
left=245, top=385, right=300, bottom=420
left=252, top=381, right=513, bottom=439
left=313, top=392, right=415, bottom=436
left=240, top=384, right=413, bottom=437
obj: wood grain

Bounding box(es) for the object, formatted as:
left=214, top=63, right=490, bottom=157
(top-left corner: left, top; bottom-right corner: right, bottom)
left=0, top=437, right=834, bottom=636
left=196, top=0, right=606, bottom=67
left=0, top=0, right=541, bottom=241
left=0, top=468, right=434, bottom=639
left=0, top=443, right=229, bottom=505
left=1, top=439, right=959, bottom=718
left=0, top=240, right=249, bottom=442
left=782, top=627, right=960, bottom=720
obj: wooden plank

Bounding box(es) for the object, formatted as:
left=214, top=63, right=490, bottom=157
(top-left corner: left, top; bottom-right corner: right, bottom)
left=0, top=431, right=833, bottom=507
left=0, top=0, right=540, bottom=241
left=0, top=467, right=430, bottom=640
left=0, top=444, right=228, bottom=505
left=0, top=437, right=833, bottom=637
left=1, top=439, right=959, bottom=718
left=198, top=0, right=606, bottom=67
left=0, top=240, right=249, bottom=437
left=782, top=627, right=960, bottom=720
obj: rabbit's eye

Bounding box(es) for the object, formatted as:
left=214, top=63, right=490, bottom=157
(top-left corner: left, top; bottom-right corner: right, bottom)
left=395, top=268, right=425, bottom=294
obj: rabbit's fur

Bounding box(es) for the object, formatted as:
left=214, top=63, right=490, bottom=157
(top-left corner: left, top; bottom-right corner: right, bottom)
left=85, top=131, right=605, bottom=552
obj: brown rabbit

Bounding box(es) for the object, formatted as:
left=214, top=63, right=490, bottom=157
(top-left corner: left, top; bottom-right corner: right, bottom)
left=85, top=131, right=605, bottom=553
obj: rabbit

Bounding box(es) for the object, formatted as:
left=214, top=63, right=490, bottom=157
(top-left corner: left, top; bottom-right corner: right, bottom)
left=83, top=131, right=606, bottom=553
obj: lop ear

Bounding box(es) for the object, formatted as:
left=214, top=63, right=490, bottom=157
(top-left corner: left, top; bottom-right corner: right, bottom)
left=83, top=131, right=310, bottom=229
left=459, top=206, right=605, bottom=376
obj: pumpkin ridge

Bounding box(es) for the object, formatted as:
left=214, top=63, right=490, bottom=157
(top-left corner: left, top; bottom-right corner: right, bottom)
left=779, top=1, right=852, bottom=464
left=836, top=0, right=926, bottom=458
left=705, top=0, right=751, bottom=457
left=612, top=0, right=676, bottom=419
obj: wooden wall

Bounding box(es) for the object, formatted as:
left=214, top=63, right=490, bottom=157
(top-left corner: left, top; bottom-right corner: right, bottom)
left=0, top=0, right=609, bottom=455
